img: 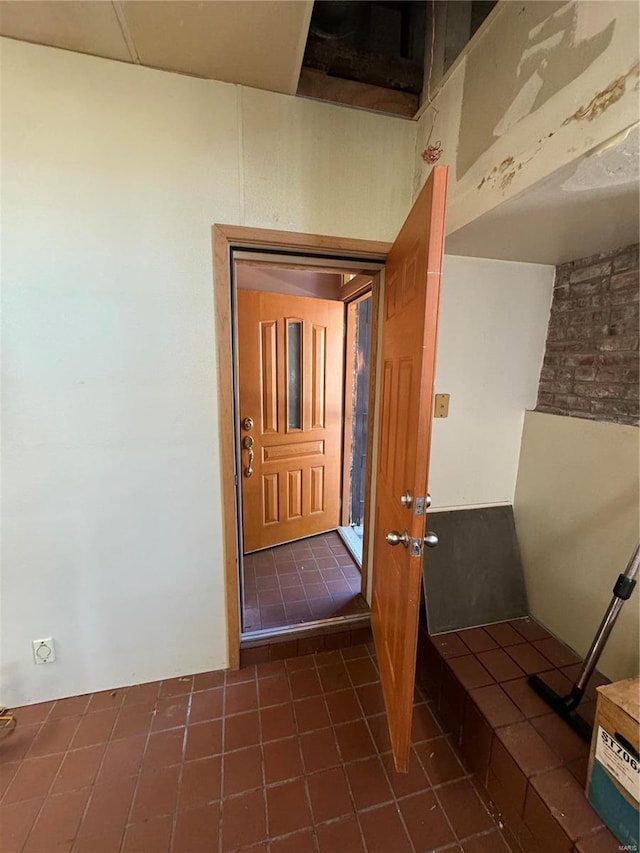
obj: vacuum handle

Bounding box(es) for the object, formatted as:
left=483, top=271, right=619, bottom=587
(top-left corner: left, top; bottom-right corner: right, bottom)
left=613, top=544, right=640, bottom=598
left=575, top=542, right=639, bottom=695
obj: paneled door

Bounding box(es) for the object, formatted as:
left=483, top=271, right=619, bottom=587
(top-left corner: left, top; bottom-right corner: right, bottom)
left=372, top=166, right=448, bottom=772
left=237, top=290, right=344, bottom=553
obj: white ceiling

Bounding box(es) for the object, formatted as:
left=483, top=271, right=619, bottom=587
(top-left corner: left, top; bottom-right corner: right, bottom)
left=446, top=125, right=640, bottom=266
left=0, top=0, right=313, bottom=94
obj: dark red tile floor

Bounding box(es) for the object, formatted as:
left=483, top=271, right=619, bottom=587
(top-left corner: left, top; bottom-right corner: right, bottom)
left=242, top=532, right=368, bottom=632
left=2, top=644, right=513, bottom=853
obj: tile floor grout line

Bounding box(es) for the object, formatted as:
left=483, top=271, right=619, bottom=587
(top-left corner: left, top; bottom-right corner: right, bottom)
left=253, top=661, right=266, bottom=852
left=345, top=655, right=420, bottom=853
left=17, top=709, right=86, bottom=853
left=408, top=713, right=479, bottom=850
left=330, top=656, right=373, bottom=853
left=215, top=673, right=229, bottom=853
left=117, top=682, right=163, bottom=851
left=166, top=685, right=192, bottom=853
left=66, top=683, right=138, bottom=852
left=425, top=777, right=467, bottom=850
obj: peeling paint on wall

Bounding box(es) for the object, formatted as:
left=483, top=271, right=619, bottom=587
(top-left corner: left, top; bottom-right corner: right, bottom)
left=456, top=1, right=614, bottom=179
left=563, top=62, right=640, bottom=125
left=476, top=154, right=525, bottom=192
left=474, top=62, right=640, bottom=198
left=415, top=1, right=639, bottom=236
left=561, top=124, right=639, bottom=191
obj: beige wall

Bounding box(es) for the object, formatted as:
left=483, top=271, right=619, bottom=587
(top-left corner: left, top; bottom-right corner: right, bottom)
left=514, top=411, right=639, bottom=681
left=0, top=38, right=415, bottom=707
left=415, top=0, right=640, bottom=235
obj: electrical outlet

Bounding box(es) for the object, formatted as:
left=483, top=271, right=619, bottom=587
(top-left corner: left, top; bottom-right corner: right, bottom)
left=33, top=638, right=56, bottom=664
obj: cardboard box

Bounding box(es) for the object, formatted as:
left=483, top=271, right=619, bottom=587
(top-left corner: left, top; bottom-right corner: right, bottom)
left=586, top=677, right=639, bottom=849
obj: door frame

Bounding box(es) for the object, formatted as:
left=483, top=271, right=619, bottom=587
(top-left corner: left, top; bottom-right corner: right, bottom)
left=212, top=225, right=391, bottom=669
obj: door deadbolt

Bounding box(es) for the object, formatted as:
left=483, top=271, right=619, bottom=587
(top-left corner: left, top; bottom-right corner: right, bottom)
left=242, top=417, right=254, bottom=431
left=400, top=491, right=413, bottom=509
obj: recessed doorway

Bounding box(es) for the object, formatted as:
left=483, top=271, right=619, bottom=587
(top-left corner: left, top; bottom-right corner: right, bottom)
left=232, top=253, right=381, bottom=641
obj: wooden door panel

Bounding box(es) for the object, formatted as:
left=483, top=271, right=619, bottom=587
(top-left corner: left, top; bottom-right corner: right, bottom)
left=372, top=167, right=448, bottom=772
left=287, top=470, right=303, bottom=519
left=310, top=466, right=325, bottom=513
left=238, top=290, right=344, bottom=552
left=263, top=440, right=324, bottom=462
left=263, top=475, right=279, bottom=524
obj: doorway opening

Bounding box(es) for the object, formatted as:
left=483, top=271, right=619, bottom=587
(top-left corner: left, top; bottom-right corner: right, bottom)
left=339, top=292, right=372, bottom=565
left=242, top=532, right=369, bottom=634
left=232, top=252, right=382, bottom=642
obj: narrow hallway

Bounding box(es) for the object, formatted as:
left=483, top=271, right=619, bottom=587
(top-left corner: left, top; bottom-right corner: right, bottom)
left=243, top=532, right=368, bottom=633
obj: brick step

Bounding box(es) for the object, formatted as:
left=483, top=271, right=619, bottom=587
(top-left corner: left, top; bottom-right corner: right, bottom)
left=416, top=616, right=620, bottom=853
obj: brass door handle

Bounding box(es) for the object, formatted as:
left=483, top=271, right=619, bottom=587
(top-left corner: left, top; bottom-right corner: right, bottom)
left=244, top=446, right=254, bottom=477
left=243, top=435, right=254, bottom=477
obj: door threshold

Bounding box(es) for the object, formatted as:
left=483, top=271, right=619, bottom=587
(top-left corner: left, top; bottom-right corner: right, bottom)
left=241, top=612, right=370, bottom=647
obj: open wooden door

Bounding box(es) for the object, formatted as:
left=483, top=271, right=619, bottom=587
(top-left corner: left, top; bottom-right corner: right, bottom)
left=371, top=166, right=448, bottom=772
left=237, top=290, right=344, bottom=553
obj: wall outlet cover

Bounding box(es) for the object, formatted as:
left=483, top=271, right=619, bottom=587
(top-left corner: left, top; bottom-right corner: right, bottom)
left=33, top=638, right=56, bottom=664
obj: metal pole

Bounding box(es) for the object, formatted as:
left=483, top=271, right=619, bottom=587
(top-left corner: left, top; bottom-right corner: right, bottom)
left=574, top=543, right=640, bottom=695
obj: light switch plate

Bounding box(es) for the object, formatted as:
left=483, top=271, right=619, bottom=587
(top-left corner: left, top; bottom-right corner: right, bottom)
left=434, top=394, right=450, bottom=418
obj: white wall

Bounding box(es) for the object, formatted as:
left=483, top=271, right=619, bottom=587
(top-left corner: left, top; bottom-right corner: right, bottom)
left=0, top=39, right=415, bottom=707
left=514, top=412, right=639, bottom=682
left=430, top=256, right=554, bottom=509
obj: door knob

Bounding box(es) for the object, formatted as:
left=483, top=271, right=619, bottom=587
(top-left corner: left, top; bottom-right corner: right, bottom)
left=424, top=531, right=438, bottom=548
left=386, top=530, right=410, bottom=548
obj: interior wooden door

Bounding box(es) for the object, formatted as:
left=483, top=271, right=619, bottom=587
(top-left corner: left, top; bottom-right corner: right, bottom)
left=371, top=166, right=448, bottom=772
left=237, top=290, right=344, bottom=553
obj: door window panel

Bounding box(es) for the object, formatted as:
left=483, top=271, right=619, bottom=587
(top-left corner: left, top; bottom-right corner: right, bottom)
left=287, top=320, right=303, bottom=430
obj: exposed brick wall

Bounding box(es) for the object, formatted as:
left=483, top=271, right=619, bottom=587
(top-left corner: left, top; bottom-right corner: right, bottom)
left=536, top=243, right=639, bottom=426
